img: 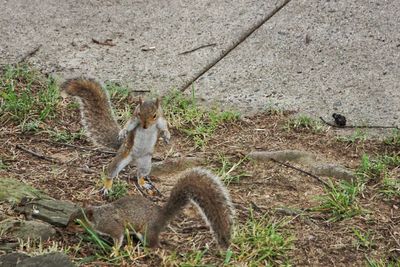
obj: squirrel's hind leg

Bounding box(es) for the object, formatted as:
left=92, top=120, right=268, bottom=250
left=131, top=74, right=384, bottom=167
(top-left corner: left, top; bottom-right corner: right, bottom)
left=135, top=155, right=161, bottom=196
left=101, top=152, right=134, bottom=195
left=136, top=154, right=152, bottom=178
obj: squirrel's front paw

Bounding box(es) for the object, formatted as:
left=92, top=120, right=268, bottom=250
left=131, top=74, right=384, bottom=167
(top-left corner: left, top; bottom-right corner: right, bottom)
left=100, top=178, right=113, bottom=195
left=118, top=129, right=128, bottom=141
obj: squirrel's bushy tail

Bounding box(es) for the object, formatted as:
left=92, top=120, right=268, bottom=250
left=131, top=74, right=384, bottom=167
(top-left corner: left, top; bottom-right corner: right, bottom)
left=61, top=79, right=121, bottom=150
left=152, top=167, right=234, bottom=249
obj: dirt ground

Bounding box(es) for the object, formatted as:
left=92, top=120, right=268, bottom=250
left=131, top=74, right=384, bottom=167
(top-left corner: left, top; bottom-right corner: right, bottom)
left=1, top=96, right=399, bottom=266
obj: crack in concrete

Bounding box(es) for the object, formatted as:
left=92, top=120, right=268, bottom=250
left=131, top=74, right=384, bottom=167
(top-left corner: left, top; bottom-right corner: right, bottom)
left=179, top=0, right=292, bottom=92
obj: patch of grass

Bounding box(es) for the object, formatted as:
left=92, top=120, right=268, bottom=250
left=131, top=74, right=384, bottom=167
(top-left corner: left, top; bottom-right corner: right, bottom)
left=104, top=82, right=136, bottom=124
left=76, top=217, right=151, bottom=265
left=337, top=129, right=367, bottom=143
left=284, top=115, right=325, bottom=133
left=384, top=129, right=400, bottom=146
left=231, top=210, right=294, bottom=265
left=378, top=154, right=400, bottom=167
left=380, top=177, right=400, bottom=199
left=357, top=154, right=400, bottom=199
left=105, top=81, right=131, bottom=102
left=357, top=154, right=387, bottom=181
left=0, top=64, right=60, bottom=125
left=215, top=154, right=249, bottom=185
left=17, top=238, right=71, bottom=256
left=0, top=159, right=7, bottom=170
left=162, top=249, right=211, bottom=267
left=107, top=180, right=129, bottom=201
left=77, top=218, right=113, bottom=255
left=352, top=227, right=375, bottom=250
left=312, top=179, right=364, bottom=222
left=20, top=120, right=42, bottom=133
left=366, top=257, right=400, bottom=267
left=162, top=89, right=240, bottom=149
left=48, top=129, right=85, bottom=143
left=114, top=104, right=133, bottom=125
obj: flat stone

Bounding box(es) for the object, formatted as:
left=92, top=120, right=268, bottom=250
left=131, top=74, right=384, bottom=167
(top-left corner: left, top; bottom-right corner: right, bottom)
left=248, top=150, right=317, bottom=165
left=14, top=198, right=79, bottom=227
left=0, top=252, right=75, bottom=267
left=249, top=149, right=356, bottom=182
left=0, top=178, right=49, bottom=204
left=310, top=163, right=355, bottom=181
left=0, top=218, right=56, bottom=241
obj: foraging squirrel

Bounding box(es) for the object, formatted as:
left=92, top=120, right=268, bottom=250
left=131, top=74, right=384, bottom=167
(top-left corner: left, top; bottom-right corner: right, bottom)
left=61, top=78, right=171, bottom=194
left=67, top=168, right=234, bottom=251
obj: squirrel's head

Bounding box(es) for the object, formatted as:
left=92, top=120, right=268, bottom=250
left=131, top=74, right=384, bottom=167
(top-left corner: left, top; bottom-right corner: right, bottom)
left=67, top=207, right=94, bottom=232
left=135, top=97, right=161, bottom=129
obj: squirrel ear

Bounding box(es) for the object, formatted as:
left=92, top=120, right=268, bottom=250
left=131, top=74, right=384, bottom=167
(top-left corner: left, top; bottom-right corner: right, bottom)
left=155, top=97, right=160, bottom=108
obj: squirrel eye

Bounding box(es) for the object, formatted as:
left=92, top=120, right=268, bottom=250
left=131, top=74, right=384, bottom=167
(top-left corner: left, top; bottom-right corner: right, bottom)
left=153, top=114, right=157, bottom=119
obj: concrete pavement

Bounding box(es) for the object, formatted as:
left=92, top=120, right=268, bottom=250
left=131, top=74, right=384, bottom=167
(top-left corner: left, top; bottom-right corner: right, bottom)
left=1, top=0, right=399, bottom=128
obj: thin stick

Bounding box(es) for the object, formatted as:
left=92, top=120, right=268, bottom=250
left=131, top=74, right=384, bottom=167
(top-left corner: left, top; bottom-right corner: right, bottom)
left=319, top=117, right=399, bottom=130
left=269, top=158, right=331, bottom=188
left=18, top=45, right=42, bottom=63
left=249, top=200, right=265, bottom=212
left=92, top=38, right=116, bottom=46
left=178, top=43, right=217, bottom=55
left=131, top=89, right=151, bottom=93
left=16, top=144, right=62, bottom=164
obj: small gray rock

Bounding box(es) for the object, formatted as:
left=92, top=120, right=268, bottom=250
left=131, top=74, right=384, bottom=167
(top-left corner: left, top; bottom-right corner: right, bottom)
left=0, top=253, right=30, bottom=267
left=0, top=218, right=56, bottom=241
left=0, top=252, right=75, bottom=267
left=311, top=163, right=355, bottom=181
left=248, top=150, right=317, bottom=165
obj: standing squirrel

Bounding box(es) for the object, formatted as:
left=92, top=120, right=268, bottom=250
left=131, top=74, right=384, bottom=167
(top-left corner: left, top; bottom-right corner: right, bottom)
left=68, top=168, right=234, bottom=251
left=61, top=78, right=171, bottom=195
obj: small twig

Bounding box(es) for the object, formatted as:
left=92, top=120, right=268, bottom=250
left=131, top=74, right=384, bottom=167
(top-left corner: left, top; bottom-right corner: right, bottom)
left=16, top=144, right=62, bottom=164
left=92, top=38, right=116, bottom=46
left=131, top=89, right=151, bottom=93
left=275, top=207, right=303, bottom=216
left=18, top=45, right=42, bottom=63
left=178, top=43, right=217, bottom=55
left=249, top=200, right=265, bottom=213
left=269, top=158, right=331, bottom=188
left=319, top=117, right=399, bottom=130
left=141, top=46, right=156, bottom=51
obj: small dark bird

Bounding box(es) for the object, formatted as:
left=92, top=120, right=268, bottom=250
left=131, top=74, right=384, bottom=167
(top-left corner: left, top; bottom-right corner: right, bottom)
left=332, top=113, right=346, bottom=127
